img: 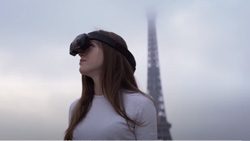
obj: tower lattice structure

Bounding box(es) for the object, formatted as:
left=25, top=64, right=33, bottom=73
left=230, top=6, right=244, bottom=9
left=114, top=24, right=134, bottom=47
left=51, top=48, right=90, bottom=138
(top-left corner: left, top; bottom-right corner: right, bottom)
left=147, top=13, right=172, bottom=140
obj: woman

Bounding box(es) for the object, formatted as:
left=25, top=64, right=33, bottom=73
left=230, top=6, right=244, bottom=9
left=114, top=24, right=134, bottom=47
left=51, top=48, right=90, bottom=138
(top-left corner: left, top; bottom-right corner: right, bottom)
left=64, top=30, right=157, bottom=140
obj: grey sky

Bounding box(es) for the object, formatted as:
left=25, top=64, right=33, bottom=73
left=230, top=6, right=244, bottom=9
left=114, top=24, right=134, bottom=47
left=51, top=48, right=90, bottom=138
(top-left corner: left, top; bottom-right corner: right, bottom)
left=0, top=0, right=250, bottom=139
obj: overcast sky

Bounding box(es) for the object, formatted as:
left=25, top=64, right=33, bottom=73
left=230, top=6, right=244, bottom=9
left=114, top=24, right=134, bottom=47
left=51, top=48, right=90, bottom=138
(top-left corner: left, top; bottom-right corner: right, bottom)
left=0, top=0, right=250, bottom=140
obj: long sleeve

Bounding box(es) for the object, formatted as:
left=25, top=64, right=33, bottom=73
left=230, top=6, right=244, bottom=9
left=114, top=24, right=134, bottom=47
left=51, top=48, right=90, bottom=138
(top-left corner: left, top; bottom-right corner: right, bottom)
left=134, top=97, right=158, bottom=140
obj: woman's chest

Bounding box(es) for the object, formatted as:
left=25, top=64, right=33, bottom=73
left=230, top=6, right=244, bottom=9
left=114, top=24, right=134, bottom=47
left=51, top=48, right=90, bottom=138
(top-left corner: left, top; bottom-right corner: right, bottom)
left=73, top=100, right=135, bottom=140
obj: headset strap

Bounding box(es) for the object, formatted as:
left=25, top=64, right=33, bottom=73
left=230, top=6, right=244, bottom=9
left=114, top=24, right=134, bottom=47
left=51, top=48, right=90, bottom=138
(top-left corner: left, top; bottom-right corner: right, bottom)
left=88, top=31, right=136, bottom=72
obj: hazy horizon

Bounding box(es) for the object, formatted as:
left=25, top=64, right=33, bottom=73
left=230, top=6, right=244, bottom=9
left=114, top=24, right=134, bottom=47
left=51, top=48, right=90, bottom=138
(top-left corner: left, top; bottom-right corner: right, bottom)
left=0, top=0, right=250, bottom=139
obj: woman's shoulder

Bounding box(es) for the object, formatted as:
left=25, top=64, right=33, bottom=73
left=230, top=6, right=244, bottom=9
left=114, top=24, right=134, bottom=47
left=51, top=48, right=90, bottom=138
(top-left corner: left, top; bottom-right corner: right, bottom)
left=123, top=92, right=154, bottom=109
left=69, top=98, right=80, bottom=112
left=123, top=92, right=156, bottom=121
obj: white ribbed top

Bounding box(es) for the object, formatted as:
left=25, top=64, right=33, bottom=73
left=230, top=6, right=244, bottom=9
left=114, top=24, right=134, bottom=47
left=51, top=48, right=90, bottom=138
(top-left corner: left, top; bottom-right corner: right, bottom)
left=68, top=92, right=157, bottom=140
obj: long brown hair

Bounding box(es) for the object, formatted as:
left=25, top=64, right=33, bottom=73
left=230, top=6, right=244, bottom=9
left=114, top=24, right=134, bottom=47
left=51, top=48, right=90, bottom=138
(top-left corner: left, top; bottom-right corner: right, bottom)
left=64, top=30, right=153, bottom=140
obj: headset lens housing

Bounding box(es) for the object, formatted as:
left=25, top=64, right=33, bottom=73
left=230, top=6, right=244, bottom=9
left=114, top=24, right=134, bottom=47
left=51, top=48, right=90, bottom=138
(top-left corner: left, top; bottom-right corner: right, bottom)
left=70, top=33, right=90, bottom=56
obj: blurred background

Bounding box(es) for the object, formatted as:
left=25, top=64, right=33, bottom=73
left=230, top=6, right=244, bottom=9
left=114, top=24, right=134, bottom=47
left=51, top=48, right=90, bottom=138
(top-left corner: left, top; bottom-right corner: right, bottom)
left=0, top=0, right=250, bottom=139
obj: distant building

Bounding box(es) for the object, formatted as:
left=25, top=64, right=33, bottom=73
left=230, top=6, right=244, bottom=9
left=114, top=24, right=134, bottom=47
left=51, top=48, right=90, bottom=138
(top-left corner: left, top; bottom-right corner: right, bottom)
left=147, top=12, right=172, bottom=140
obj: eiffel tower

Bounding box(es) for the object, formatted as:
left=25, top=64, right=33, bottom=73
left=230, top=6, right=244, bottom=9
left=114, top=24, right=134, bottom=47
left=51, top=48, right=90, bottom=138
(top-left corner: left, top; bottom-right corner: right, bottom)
left=147, top=12, right=172, bottom=140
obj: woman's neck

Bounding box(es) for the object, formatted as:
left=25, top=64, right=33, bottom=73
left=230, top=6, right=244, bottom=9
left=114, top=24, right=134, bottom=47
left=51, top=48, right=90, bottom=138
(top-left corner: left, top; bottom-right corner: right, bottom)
left=91, top=75, right=103, bottom=95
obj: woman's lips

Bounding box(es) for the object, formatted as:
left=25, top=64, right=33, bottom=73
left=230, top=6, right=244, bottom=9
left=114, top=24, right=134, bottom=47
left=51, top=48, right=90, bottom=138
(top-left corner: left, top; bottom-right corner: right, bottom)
left=79, top=59, right=86, bottom=64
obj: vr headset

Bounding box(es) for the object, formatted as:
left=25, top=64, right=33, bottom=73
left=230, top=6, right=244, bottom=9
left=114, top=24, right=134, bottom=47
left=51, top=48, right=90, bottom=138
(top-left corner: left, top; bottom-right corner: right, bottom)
left=70, top=31, right=136, bottom=72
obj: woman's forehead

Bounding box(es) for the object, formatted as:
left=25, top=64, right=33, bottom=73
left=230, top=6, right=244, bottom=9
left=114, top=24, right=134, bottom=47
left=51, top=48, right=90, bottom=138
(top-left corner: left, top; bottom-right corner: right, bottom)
left=90, top=40, right=99, bottom=43
left=90, top=40, right=103, bottom=46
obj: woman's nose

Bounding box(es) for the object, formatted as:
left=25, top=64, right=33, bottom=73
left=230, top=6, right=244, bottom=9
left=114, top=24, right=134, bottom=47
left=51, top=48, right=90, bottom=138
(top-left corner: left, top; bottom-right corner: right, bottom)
left=78, top=52, right=86, bottom=57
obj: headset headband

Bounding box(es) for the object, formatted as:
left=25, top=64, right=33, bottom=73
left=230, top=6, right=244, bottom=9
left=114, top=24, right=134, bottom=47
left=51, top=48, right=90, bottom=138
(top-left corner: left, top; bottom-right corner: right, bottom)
left=87, top=31, right=136, bottom=72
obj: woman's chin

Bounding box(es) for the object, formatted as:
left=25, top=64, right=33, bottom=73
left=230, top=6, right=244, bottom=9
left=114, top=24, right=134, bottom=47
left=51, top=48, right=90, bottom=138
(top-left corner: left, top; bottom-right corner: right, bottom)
left=79, top=68, right=92, bottom=77
left=79, top=68, right=87, bottom=75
